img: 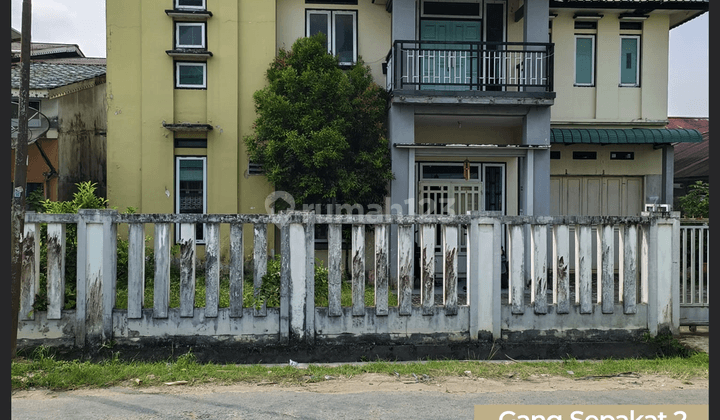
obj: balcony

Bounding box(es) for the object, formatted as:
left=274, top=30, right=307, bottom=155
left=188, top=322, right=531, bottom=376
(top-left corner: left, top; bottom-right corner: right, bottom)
left=386, top=40, right=555, bottom=105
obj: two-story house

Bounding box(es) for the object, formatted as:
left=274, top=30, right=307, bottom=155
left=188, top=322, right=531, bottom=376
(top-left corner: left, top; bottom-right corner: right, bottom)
left=106, top=0, right=706, bottom=266
left=11, top=30, right=107, bottom=202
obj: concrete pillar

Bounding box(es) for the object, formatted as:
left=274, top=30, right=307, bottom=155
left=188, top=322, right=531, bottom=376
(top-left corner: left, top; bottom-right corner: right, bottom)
left=661, top=145, right=675, bottom=207
left=288, top=216, right=308, bottom=341
left=76, top=209, right=118, bottom=348
left=391, top=0, right=416, bottom=42
left=523, top=0, right=549, bottom=44
left=468, top=213, right=501, bottom=340
left=388, top=105, right=415, bottom=280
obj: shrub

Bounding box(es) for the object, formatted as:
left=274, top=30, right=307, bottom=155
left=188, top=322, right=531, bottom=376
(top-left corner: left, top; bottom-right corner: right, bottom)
left=252, top=255, right=330, bottom=308
left=677, top=181, right=709, bottom=219
left=33, top=181, right=138, bottom=311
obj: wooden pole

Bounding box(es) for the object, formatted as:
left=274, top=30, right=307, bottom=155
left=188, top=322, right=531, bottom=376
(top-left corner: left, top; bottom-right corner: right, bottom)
left=11, top=0, right=32, bottom=359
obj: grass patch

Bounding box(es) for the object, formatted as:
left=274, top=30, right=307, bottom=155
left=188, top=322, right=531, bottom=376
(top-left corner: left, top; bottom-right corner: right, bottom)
left=11, top=347, right=708, bottom=392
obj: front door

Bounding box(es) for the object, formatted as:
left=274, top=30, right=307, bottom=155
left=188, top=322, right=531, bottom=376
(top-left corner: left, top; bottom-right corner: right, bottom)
left=420, top=20, right=481, bottom=90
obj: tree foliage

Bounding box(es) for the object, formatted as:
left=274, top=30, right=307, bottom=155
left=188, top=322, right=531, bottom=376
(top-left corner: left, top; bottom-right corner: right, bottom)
left=677, top=181, right=709, bottom=219
left=244, top=34, right=393, bottom=211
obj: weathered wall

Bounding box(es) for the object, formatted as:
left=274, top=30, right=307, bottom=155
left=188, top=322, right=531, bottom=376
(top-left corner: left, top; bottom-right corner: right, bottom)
left=56, top=79, right=107, bottom=201
left=10, top=138, right=59, bottom=201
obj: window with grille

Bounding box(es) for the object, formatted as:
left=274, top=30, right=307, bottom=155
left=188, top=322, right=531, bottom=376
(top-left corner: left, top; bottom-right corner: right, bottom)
left=176, top=156, right=207, bottom=243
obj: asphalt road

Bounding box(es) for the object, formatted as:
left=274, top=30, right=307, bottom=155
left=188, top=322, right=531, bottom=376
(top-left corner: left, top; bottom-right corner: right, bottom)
left=11, top=327, right=709, bottom=420
left=10, top=387, right=709, bottom=420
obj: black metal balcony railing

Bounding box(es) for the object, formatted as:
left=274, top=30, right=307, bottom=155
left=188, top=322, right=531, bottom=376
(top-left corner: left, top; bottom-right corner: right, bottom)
left=386, top=40, right=554, bottom=93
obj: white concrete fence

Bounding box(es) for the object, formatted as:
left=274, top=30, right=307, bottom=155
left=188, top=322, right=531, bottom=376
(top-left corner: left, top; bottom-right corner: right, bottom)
left=17, top=210, right=681, bottom=349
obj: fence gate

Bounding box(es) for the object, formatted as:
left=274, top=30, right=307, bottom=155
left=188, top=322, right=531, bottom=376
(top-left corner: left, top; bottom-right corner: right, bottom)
left=679, top=222, right=709, bottom=328
left=418, top=179, right=482, bottom=283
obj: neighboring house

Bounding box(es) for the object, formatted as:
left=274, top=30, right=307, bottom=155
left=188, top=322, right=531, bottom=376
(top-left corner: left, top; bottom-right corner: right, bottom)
left=666, top=117, right=709, bottom=211
left=10, top=29, right=107, bottom=202
left=106, top=0, right=706, bottom=262
left=106, top=0, right=276, bottom=250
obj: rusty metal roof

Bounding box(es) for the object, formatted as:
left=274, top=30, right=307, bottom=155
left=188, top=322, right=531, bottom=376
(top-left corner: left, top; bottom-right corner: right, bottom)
left=668, top=117, right=709, bottom=179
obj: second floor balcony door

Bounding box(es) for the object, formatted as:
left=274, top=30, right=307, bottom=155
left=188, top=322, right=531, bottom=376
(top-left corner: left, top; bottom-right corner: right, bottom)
left=420, top=20, right=481, bottom=90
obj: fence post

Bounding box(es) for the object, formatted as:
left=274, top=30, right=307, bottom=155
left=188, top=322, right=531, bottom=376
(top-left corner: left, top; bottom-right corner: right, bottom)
left=652, top=213, right=679, bottom=335
left=575, top=221, right=593, bottom=314
left=179, top=223, right=196, bottom=318
left=76, top=209, right=118, bottom=348
left=531, top=221, right=548, bottom=314
left=304, top=212, right=315, bottom=344
left=288, top=213, right=307, bottom=341
left=468, top=213, right=501, bottom=340
left=671, top=213, right=681, bottom=333
left=641, top=215, right=658, bottom=335
left=509, top=223, right=525, bottom=314
left=552, top=223, right=570, bottom=314
left=20, top=220, right=40, bottom=321
left=127, top=223, right=145, bottom=319
left=46, top=222, right=66, bottom=320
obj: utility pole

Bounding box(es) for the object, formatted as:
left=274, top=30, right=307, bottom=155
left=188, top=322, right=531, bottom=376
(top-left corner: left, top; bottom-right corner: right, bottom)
left=11, top=0, right=32, bottom=360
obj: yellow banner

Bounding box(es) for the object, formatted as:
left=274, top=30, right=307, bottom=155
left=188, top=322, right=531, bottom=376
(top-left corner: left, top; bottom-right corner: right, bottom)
left=475, top=405, right=708, bottom=420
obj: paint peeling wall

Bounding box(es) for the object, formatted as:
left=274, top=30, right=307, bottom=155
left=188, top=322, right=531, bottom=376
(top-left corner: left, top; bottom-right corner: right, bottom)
left=56, top=79, right=107, bottom=201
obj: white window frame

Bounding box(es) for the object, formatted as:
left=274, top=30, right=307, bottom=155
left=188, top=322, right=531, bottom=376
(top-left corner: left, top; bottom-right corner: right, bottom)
left=175, top=61, right=207, bottom=89
left=176, top=22, right=206, bottom=49
left=619, top=35, right=640, bottom=87
left=306, top=9, right=358, bottom=66
left=175, top=0, right=205, bottom=10
left=574, top=34, right=595, bottom=87
left=175, top=156, right=207, bottom=244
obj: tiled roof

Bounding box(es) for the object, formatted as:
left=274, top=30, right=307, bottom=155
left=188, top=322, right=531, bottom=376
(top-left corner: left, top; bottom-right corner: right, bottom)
left=10, top=62, right=106, bottom=90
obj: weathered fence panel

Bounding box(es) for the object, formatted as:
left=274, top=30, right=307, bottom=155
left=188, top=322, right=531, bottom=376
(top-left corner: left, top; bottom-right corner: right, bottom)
left=16, top=211, right=686, bottom=352
left=46, top=223, right=65, bottom=320
left=20, top=223, right=40, bottom=321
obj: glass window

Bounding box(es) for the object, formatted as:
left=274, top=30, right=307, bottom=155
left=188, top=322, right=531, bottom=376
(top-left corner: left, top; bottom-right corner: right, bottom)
left=306, top=10, right=357, bottom=66
left=575, top=35, right=595, bottom=86
left=308, top=11, right=331, bottom=51
left=176, top=157, right=206, bottom=242
left=176, top=62, right=207, bottom=88
left=176, top=22, right=205, bottom=48
left=620, top=36, right=640, bottom=86
left=176, top=0, right=205, bottom=10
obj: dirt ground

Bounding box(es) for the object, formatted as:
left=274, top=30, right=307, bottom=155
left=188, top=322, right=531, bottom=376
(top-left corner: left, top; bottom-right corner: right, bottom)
left=12, top=371, right=708, bottom=401
left=13, top=326, right=708, bottom=400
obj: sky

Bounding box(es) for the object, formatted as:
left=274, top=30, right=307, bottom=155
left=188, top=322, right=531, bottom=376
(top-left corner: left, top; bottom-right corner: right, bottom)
left=10, top=0, right=709, bottom=118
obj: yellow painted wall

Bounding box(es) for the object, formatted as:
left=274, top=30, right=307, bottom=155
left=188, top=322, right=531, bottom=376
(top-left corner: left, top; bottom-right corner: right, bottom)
left=276, top=0, right=391, bottom=85
left=550, top=144, right=662, bottom=176
left=107, top=0, right=276, bottom=258
left=550, top=11, right=670, bottom=124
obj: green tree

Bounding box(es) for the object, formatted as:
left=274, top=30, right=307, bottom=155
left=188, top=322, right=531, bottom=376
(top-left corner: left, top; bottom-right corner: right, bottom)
left=677, top=181, right=709, bottom=219
left=244, top=34, right=393, bottom=212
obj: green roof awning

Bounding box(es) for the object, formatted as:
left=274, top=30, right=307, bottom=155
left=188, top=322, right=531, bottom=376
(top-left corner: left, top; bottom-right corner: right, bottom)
left=551, top=128, right=703, bottom=145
